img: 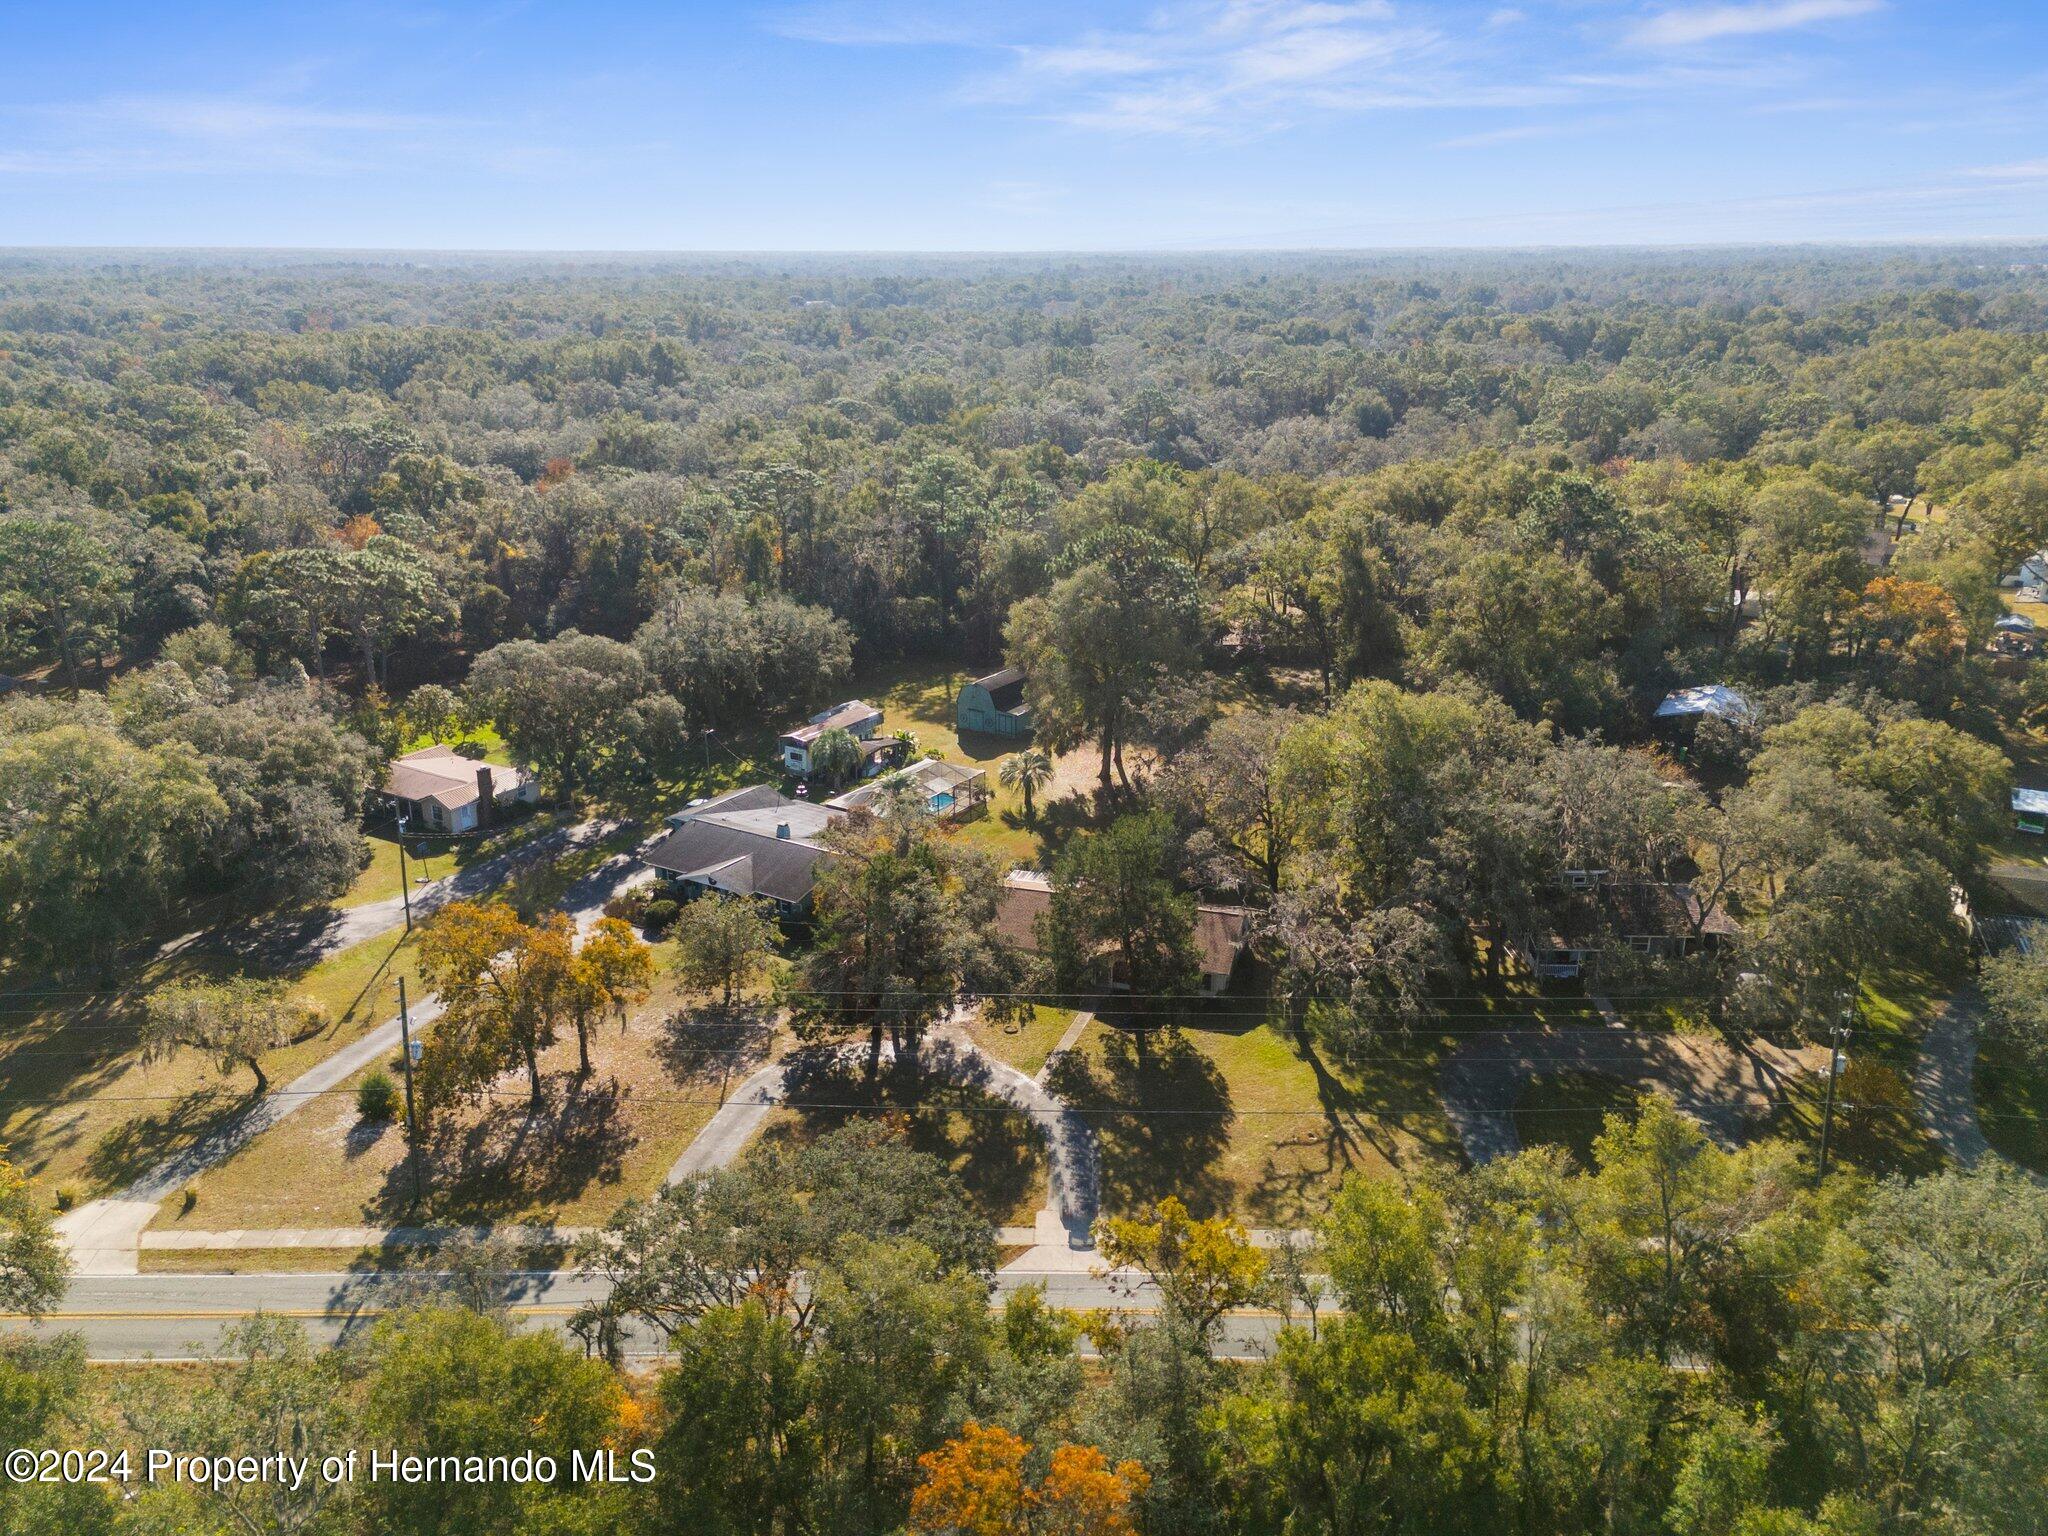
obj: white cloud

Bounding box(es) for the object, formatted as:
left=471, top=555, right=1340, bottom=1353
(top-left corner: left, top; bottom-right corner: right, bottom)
left=962, top=1, right=1452, bottom=136
left=1440, top=121, right=1574, bottom=148
left=1967, top=159, right=2048, bottom=180
left=779, top=0, right=1852, bottom=139
left=1627, top=0, right=1882, bottom=49
left=0, top=90, right=554, bottom=180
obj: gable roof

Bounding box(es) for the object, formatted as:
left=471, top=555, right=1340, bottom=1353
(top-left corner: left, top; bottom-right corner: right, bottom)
left=969, top=667, right=1028, bottom=714
left=1193, top=905, right=1253, bottom=980
left=781, top=699, right=883, bottom=748
left=1654, top=684, right=1753, bottom=724
left=994, top=871, right=1250, bottom=981
left=643, top=784, right=845, bottom=904
left=383, top=746, right=528, bottom=811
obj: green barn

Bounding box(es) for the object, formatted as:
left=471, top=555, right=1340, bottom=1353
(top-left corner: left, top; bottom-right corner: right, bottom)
left=957, top=666, right=1034, bottom=738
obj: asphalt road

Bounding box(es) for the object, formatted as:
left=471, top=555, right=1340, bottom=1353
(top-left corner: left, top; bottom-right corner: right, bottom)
left=5, top=1270, right=1296, bottom=1362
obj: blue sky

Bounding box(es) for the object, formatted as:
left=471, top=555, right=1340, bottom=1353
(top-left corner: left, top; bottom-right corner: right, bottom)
left=0, top=0, right=2043, bottom=249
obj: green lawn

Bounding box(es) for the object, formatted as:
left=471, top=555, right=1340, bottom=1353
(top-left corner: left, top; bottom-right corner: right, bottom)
left=854, top=657, right=1046, bottom=866
left=342, top=809, right=568, bottom=909
left=400, top=721, right=517, bottom=767
left=964, top=1004, right=1077, bottom=1078
left=759, top=1070, right=1051, bottom=1230
left=1978, top=1049, right=2048, bottom=1172
left=0, top=926, right=429, bottom=1203
left=1043, top=1007, right=1462, bottom=1227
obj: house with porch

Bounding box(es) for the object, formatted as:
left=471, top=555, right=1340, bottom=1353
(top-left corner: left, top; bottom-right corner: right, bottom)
left=779, top=699, right=885, bottom=776
left=641, top=783, right=845, bottom=917
left=379, top=745, right=538, bottom=834
left=994, top=870, right=1251, bottom=995
left=1513, top=880, right=1739, bottom=981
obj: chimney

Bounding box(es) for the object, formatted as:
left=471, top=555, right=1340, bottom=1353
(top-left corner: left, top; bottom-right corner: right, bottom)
left=475, top=766, right=495, bottom=828
left=776, top=822, right=791, bottom=839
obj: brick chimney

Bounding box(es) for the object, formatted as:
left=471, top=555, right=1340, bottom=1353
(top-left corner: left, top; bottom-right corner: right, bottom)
left=475, top=766, right=495, bottom=828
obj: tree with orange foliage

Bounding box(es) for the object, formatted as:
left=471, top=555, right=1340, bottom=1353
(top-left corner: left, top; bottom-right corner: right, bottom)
left=335, top=512, right=382, bottom=550
left=1850, top=576, right=1967, bottom=669
left=1848, top=575, right=1970, bottom=707
left=909, top=1422, right=1148, bottom=1536
left=416, top=899, right=579, bottom=1111
left=566, top=915, right=656, bottom=1077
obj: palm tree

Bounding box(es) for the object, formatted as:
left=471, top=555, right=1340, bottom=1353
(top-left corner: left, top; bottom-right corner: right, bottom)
left=999, top=747, right=1055, bottom=823
left=810, top=726, right=863, bottom=787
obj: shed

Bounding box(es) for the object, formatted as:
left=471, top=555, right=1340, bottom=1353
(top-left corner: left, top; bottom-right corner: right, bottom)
left=958, top=667, right=1035, bottom=737
left=1654, top=685, right=1754, bottom=725
left=2014, top=788, right=2048, bottom=835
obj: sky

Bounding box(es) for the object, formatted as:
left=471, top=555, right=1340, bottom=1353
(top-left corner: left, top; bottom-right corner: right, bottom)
left=0, top=0, right=2043, bottom=250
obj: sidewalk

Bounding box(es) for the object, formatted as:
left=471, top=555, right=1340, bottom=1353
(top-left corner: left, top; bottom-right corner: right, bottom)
left=55, top=831, right=652, bottom=1276
left=140, top=1224, right=590, bottom=1253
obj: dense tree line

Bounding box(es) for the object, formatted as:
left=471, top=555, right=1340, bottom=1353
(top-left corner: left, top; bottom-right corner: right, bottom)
left=5, top=1113, right=2043, bottom=1535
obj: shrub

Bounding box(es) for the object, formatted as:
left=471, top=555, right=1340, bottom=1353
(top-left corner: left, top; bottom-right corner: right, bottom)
left=180, top=1184, right=200, bottom=1214
left=604, top=886, right=652, bottom=923
left=643, top=898, right=681, bottom=936
left=357, top=1070, right=401, bottom=1123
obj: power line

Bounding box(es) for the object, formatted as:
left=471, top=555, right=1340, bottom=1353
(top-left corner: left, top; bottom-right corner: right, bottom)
left=0, top=1085, right=1917, bottom=1116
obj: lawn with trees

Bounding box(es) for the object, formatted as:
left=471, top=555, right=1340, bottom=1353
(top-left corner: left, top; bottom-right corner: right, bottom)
left=5, top=247, right=2048, bottom=1532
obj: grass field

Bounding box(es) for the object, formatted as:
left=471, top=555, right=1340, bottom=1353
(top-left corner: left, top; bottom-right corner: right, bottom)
left=1043, top=1007, right=1462, bottom=1226
left=963, top=1003, right=1077, bottom=1078
left=342, top=808, right=568, bottom=909
left=757, top=1057, right=1051, bottom=1229
left=1, top=926, right=429, bottom=1203
left=147, top=962, right=781, bottom=1231
left=1756, top=963, right=1951, bottom=1179
left=1977, top=1048, right=2048, bottom=1172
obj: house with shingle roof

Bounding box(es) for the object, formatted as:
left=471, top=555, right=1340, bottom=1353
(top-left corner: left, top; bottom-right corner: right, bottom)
left=379, top=745, right=538, bottom=834
left=641, top=783, right=846, bottom=916
left=995, top=870, right=1250, bottom=995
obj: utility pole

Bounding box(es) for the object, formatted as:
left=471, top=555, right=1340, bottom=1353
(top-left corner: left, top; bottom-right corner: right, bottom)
left=398, top=976, right=424, bottom=1208
left=703, top=727, right=716, bottom=775
left=1816, top=989, right=1854, bottom=1182
left=396, top=811, right=414, bottom=933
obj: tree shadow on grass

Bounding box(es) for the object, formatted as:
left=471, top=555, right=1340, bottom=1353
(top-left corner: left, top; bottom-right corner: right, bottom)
left=654, top=1003, right=775, bottom=1087
left=771, top=1044, right=1043, bottom=1228
left=1045, top=1024, right=1233, bottom=1218
left=84, top=1084, right=252, bottom=1192
left=379, top=1074, right=636, bottom=1223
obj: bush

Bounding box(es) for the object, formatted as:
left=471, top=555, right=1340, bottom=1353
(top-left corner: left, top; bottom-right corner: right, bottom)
left=357, top=1070, right=401, bottom=1123
left=643, top=898, right=681, bottom=936
left=604, top=886, right=652, bottom=923
left=180, top=1184, right=200, bottom=1214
